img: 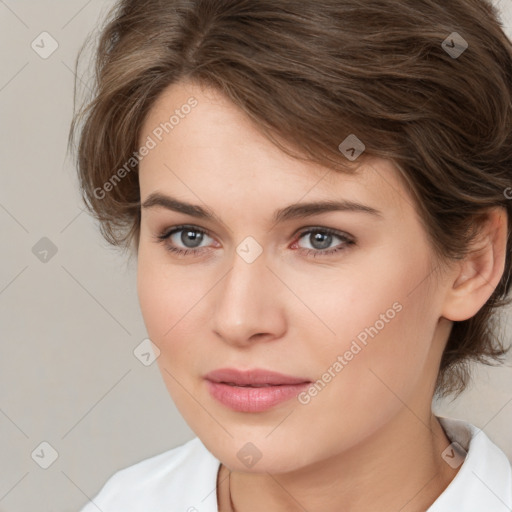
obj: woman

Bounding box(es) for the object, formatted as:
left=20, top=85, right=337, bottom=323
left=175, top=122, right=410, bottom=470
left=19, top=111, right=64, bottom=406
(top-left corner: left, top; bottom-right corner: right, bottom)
left=70, top=0, right=512, bottom=510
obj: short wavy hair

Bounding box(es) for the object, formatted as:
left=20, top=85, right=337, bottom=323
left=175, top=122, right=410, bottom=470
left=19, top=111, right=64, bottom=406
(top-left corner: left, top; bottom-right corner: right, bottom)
left=68, top=0, right=512, bottom=398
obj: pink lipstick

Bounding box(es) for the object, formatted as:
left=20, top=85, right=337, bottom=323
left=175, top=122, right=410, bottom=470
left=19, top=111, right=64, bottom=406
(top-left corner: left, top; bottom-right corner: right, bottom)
left=204, top=368, right=311, bottom=412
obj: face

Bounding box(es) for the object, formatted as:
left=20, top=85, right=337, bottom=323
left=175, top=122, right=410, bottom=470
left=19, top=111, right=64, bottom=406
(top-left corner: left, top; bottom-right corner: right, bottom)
left=137, top=80, right=450, bottom=473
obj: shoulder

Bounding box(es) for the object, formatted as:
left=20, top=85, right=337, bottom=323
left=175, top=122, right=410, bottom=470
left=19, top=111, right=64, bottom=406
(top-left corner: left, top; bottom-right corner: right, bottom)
left=79, top=436, right=221, bottom=512
left=429, top=416, right=512, bottom=511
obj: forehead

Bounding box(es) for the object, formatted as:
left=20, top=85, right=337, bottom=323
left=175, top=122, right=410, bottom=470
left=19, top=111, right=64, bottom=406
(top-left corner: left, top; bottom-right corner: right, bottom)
left=138, top=81, right=410, bottom=218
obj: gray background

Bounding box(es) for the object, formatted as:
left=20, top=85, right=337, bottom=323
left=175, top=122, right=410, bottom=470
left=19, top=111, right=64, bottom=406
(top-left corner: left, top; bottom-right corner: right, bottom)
left=0, top=1, right=511, bottom=511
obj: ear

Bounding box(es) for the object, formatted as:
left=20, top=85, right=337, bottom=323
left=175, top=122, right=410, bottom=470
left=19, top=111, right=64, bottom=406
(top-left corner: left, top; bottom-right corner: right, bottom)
left=441, top=207, right=508, bottom=322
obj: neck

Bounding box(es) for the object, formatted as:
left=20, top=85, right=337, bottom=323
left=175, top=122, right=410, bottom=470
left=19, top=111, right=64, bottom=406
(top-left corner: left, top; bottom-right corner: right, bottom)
left=218, top=411, right=460, bottom=512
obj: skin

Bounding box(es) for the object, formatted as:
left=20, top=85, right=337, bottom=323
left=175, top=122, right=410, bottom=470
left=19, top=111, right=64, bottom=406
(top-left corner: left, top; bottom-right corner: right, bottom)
left=136, top=80, right=507, bottom=511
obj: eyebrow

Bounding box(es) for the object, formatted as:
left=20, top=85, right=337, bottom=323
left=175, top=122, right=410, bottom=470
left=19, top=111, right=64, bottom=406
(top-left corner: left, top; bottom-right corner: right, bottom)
left=141, top=192, right=383, bottom=224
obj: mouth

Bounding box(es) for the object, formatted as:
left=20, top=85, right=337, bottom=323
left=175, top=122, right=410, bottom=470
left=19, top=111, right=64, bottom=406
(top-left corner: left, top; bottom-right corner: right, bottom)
left=204, top=368, right=312, bottom=412
left=221, top=383, right=278, bottom=387
left=204, top=367, right=311, bottom=386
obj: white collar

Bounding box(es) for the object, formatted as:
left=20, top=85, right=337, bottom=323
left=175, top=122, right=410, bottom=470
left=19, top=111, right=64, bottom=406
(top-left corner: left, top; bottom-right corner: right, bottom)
left=427, top=416, right=512, bottom=511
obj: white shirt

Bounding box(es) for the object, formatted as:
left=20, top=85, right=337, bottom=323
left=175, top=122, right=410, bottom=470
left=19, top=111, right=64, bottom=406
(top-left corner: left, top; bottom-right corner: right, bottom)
left=79, top=416, right=512, bottom=511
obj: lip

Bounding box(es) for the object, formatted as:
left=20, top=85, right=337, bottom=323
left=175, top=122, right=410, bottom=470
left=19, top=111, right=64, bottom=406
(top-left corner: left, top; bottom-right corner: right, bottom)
left=204, top=368, right=311, bottom=386
left=204, top=368, right=311, bottom=412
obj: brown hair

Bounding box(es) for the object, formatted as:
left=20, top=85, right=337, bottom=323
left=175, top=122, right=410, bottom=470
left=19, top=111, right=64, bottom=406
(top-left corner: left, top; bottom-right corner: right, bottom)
left=68, top=0, right=512, bottom=397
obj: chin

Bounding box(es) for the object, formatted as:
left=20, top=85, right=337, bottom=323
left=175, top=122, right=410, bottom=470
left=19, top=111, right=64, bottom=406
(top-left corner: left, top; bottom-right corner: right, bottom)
left=202, top=433, right=316, bottom=474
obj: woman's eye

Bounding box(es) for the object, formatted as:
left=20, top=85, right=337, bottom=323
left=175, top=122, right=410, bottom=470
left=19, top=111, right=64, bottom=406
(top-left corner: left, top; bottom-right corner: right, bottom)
left=295, top=228, right=355, bottom=257
left=154, top=225, right=355, bottom=258
left=155, top=225, right=214, bottom=256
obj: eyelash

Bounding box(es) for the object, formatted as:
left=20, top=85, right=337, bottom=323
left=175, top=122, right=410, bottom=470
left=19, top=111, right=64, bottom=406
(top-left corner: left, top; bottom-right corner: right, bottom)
left=154, top=224, right=355, bottom=259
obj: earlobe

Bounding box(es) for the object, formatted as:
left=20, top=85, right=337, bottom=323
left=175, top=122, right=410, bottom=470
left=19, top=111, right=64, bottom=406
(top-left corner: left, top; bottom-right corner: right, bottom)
left=442, top=208, right=508, bottom=322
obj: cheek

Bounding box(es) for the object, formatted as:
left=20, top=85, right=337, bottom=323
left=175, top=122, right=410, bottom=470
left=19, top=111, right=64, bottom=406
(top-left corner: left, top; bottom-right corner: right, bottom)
left=137, top=260, right=202, bottom=412
left=288, top=276, right=438, bottom=458
left=136, top=252, right=211, bottom=394
left=137, top=261, right=170, bottom=340
left=314, top=278, right=437, bottom=412
left=136, top=248, right=204, bottom=340
left=300, top=246, right=438, bottom=395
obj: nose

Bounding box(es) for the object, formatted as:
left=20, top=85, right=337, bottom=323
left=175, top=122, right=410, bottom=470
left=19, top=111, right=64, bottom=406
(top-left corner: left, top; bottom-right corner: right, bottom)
left=211, top=247, right=287, bottom=347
